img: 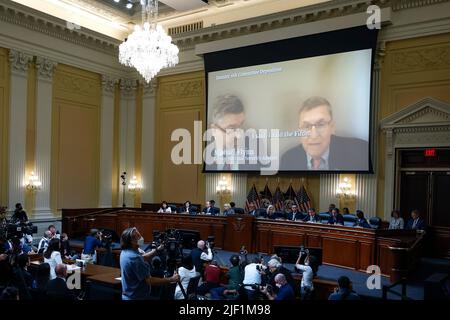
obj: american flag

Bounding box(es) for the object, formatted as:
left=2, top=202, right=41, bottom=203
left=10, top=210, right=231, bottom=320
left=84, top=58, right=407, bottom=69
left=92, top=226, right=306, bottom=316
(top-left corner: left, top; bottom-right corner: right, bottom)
left=284, top=183, right=297, bottom=202
left=296, top=185, right=312, bottom=212
left=245, top=184, right=261, bottom=212
left=273, top=185, right=284, bottom=211
left=260, top=183, right=273, bottom=202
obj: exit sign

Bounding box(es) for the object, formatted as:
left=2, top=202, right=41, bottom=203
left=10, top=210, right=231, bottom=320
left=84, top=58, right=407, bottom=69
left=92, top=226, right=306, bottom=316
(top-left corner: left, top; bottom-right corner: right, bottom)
left=424, top=149, right=436, bottom=157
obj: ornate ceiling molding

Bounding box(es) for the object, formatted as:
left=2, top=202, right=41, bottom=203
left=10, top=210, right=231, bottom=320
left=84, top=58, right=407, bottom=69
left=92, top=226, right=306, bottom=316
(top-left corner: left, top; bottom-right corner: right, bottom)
left=391, top=0, right=450, bottom=11
left=1, top=0, right=450, bottom=60
left=0, top=0, right=120, bottom=55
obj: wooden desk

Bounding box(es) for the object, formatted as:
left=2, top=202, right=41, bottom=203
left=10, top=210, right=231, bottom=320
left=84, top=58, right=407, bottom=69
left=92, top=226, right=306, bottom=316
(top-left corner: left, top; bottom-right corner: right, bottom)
left=63, top=209, right=424, bottom=281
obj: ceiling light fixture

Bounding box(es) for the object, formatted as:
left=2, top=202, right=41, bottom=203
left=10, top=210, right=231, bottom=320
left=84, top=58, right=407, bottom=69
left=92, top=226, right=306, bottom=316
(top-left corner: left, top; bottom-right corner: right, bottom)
left=119, top=0, right=179, bottom=82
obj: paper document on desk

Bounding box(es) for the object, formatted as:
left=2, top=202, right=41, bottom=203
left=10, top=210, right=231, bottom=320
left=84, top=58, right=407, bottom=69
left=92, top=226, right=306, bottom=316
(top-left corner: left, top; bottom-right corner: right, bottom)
left=115, top=277, right=122, bottom=281
left=67, top=265, right=81, bottom=272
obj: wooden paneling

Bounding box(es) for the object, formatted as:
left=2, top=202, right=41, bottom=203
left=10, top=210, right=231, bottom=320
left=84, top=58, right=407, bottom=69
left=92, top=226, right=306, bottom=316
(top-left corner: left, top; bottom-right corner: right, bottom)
left=377, top=33, right=450, bottom=215
left=63, top=209, right=422, bottom=281
left=322, top=237, right=357, bottom=268
left=51, top=64, right=101, bottom=211
left=155, top=71, right=205, bottom=205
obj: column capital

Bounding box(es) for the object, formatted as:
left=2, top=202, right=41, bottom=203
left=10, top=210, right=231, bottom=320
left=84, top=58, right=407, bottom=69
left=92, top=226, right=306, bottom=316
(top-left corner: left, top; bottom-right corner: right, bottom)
left=142, top=79, right=157, bottom=97
left=119, top=78, right=139, bottom=97
left=9, top=49, right=33, bottom=75
left=102, top=75, right=118, bottom=93
left=36, top=57, right=58, bottom=80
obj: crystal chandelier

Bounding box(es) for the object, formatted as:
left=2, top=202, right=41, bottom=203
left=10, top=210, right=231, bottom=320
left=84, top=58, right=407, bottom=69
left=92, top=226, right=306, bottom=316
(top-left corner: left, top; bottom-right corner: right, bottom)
left=119, top=0, right=179, bottom=82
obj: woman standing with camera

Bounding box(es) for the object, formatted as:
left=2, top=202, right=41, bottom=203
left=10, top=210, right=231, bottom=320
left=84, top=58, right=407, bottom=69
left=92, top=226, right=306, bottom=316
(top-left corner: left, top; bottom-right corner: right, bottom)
left=295, top=249, right=314, bottom=300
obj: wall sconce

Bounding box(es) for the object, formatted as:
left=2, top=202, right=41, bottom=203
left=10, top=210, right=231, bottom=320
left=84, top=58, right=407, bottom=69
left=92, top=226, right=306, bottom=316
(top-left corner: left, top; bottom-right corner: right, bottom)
left=25, top=172, right=42, bottom=192
left=216, top=176, right=231, bottom=195
left=127, top=176, right=142, bottom=194
left=336, top=177, right=355, bottom=199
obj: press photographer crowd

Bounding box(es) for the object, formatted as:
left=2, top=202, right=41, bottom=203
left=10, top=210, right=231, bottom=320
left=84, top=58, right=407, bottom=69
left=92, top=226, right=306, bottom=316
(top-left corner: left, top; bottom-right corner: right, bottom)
left=0, top=203, right=362, bottom=301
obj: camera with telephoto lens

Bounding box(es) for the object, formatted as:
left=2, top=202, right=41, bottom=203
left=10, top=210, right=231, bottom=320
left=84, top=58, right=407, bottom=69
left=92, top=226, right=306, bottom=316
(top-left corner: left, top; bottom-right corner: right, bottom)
left=300, top=245, right=309, bottom=255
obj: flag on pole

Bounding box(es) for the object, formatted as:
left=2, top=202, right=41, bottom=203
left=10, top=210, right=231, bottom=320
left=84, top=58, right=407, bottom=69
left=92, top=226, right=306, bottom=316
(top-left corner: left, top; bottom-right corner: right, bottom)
left=273, top=185, right=284, bottom=211
left=284, top=183, right=297, bottom=203
left=245, top=184, right=261, bottom=212
left=296, top=185, right=312, bottom=212
left=260, top=183, right=273, bottom=202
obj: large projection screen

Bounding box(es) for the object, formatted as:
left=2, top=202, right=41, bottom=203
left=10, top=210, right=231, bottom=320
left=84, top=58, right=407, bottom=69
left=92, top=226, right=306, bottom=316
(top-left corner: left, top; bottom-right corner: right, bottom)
left=203, top=26, right=378, bottom=174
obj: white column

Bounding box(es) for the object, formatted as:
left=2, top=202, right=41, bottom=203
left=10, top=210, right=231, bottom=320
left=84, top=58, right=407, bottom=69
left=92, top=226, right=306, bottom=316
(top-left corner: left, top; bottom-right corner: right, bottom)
left=319, top=174, right=340, bottom=212
left=8, top=50, right=32, bottom=212
left=98, top=76, right=117, bottom=207
left=231, top=173, right=247, bottom=208
left=355, top=174, right=377, bottom=218
left=141, top=80, right=156, bottom=203
left=34, top=57, right=57, bottom=220
left=119, top=79, right=137, bottom=207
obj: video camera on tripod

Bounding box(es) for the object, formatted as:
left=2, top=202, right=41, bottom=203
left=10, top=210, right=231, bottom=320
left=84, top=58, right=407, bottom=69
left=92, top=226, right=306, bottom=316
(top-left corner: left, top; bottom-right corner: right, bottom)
left=1, top=221, right=37, bottom=241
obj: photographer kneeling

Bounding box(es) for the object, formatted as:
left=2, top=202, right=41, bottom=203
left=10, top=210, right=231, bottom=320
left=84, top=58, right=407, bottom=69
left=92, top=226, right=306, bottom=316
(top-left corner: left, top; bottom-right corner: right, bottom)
left=261, top=274, right=295, bottom=301
left=81, top=229, right=103, bottom=264
left=190, top=240, right=213, bottom=277
left=120, top=227, right=180, bottom=300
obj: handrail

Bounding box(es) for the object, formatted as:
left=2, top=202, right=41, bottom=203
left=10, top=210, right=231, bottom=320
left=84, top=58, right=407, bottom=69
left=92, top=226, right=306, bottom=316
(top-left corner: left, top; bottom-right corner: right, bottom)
left=62, top=208, right=125, bottom=220
left=382, top=277, right=408, bottom=300
left=388, top=230, right=426, bottom=251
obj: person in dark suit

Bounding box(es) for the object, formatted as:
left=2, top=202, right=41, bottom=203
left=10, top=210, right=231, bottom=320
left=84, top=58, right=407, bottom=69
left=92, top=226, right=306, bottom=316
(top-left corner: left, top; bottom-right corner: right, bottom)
left=202, top=200, right=220, bottom=215
left=328, top=208, right=344, bottom=225
left=303, top=208, right=320, bottom=223
left=355, top=210, right=371, bottom=228
left=178, top=201, right=197, bottom=214
left=280, top=97, right=369, bottom=171
left=247, top=202, right=258, bottom=217
left=286, top=204, right=303, bottom=221
left=405, top=209, right=426, bottom=231
left=204, top=94, right=264, bottom=172
left=46, top=264, right=77, bottom=300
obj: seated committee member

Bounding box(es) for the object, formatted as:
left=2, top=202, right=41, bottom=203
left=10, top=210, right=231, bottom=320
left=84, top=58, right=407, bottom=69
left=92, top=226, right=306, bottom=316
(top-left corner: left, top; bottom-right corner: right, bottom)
left=223, top=203, right=235, bottom=216
left=120, top=227, right=179, bottom=300
left=303, top=208, right=320, bottom=223
left=328, top=208, right=344, bottom=225
left=328, top=276, right=360, bottom=300
left=265, top=205, right=278, bottom=219
left=389, top=210, right=404, bottom=230
left=178, top=201, right=197, bottom=214
left=247, top=202, right=258, bottom=217
left=205, top=94, right=261, bottom=171
left=280, top=97, right=368, bottom=171
left=405, top=209, right=426, bottom=231
left=355, top=210, right=371, bottom=228
left=157, top=201, right=172, bottom=213
left=286, top=204, right=302, bottom=221
left=202, top=200, right=220, bottom=215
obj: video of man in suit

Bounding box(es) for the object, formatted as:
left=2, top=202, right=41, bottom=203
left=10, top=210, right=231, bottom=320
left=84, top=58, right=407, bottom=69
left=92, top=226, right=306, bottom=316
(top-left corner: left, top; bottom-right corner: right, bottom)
left=205, top=49, right=371, bottom=173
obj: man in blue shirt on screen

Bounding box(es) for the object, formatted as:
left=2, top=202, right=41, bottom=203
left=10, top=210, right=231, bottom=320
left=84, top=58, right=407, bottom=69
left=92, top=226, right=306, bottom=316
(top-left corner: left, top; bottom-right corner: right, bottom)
left=280, top=96, right=368, bottom=171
